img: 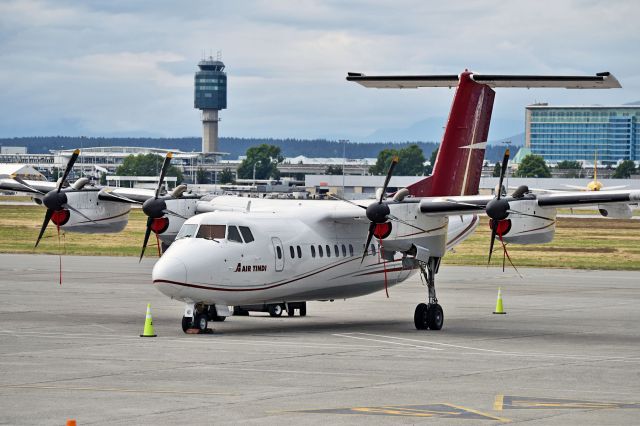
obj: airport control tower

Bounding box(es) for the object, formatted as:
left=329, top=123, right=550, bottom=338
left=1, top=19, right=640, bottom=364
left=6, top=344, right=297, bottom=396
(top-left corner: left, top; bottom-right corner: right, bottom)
left=194, top=56, right=227, bottom=153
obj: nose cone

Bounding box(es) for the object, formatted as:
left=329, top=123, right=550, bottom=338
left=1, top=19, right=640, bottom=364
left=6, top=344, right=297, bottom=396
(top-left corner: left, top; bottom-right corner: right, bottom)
left=153, top=256, right=187, bottom=285
left=153, top=256, right=187, bottom=299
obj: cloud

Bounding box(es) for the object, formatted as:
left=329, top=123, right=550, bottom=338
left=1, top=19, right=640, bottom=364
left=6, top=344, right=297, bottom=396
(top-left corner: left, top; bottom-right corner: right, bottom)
left=0, top=0, right=638, bottom=139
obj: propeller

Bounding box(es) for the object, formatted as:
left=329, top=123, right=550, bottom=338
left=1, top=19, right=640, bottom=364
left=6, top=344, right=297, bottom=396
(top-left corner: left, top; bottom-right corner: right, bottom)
left=35, top=149, right=80, bottom=248
left=27, top=149, right=81, bottom=285
left=139, top=152, right=180, bottom=261
left=486, top=149, right=510, bottom=267
left=361, top=156, right=397, bottom=263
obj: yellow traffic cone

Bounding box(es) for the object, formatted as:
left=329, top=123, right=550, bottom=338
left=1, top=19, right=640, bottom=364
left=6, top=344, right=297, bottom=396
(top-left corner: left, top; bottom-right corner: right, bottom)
left=140, top=303, right=157, bottom=337
left=493, top=287, right=506, bottom=314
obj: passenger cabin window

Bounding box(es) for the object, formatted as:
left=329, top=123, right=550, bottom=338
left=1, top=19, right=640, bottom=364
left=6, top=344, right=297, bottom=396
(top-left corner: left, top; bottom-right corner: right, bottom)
left=349, top=244, right=354, bottom=256
left=326, top=245, right=331, bottom=258
left=228, top=226, right=243, bottom=243
left=334, top=245, right=339, bottom=257
left=176, top=224, right=197, bottom=240
left=341, top=244, right=347, bottom=257
left=318, top=245, right=324, bottom=258
left=276, top=246, right=282, bottom=259
left=196, top=225, right=226, bottom=240
left=311, top=246, right=316, bottom=258
left=239, top=226, right=254, bottom=243
left=289, top=246, right=295, bottom=259
left=297, top=246, right=302, bottom=258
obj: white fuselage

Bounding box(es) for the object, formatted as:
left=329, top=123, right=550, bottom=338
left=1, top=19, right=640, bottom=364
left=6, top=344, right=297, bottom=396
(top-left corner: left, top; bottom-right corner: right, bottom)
left=152, top=197, right=479, bottom=306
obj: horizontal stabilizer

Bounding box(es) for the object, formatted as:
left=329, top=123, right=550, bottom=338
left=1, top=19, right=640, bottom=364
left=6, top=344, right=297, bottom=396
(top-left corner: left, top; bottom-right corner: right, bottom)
left=346, top=71, right=621, bottom=89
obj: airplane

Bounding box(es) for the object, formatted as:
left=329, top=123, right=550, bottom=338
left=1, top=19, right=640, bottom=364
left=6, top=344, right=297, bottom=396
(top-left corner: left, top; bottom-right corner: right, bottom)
left=148, top=70, right=639, bottom=333
left=562, top=152, right=629, bottom=192
left=0, top=150, right=199, bottom=248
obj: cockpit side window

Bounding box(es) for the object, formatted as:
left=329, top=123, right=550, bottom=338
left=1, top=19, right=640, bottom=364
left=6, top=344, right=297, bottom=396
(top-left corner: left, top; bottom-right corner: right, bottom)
left=196, top=224, right=226, bottom=240
left=176, top=224, right=198, bottom=240
left=239, top=226, right=254, bottom=243
left=228, top=226, right=243, bottom=243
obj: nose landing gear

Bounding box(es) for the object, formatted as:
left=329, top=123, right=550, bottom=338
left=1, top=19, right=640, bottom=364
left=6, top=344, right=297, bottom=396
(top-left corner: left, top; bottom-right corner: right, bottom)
left=414, top=257, right=444, bottom=330
left=181, top=303, right=216, bottom=334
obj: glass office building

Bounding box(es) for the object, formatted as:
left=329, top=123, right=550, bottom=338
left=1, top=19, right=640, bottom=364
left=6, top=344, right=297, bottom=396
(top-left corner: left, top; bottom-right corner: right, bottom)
left=525, top=105, right=640, bottom=163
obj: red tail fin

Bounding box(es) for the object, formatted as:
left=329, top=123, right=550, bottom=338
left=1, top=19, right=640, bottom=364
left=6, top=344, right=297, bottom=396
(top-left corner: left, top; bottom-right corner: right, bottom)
left=406, top=71, right=494, bottom=197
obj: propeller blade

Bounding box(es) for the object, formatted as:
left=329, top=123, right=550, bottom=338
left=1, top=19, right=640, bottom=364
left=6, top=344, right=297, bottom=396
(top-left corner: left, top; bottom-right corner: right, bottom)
left=360, top=222, right=376, bottom=264
left=163, top=209, right=188, bottom=220
left=139, top=217, right=153, bottom=262
left=58, top=149, right=80, bottom=193
left=506, top=209, right=555, bottom=221
left=63, top=204, right=97, bottom=224
left=11, top=176, right=46, bottom=195
left=387, top=214, right=431, bottom=234
left=329, top=193, right=367, bottom=209
left=35, top=209, right=54, bottom=248
left=379, top=156, right=398, bottom=203
left=487, top=220, right=498, bottom=265
left=496, top=148, right=510, bottom=201
left=155, top=152, right=173, bottom=199
left=99, top=189, right=143, bottom=204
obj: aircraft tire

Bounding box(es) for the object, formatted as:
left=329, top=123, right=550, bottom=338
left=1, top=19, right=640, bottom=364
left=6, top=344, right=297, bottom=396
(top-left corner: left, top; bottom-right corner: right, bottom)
left=268, top=304, right=283, bottom=317
left=181, top=316, right=193, bottom=333
left=299, top=303, right=307, bottom=317
left=414, top=303, right=429, bottom=330
left=195, top=313, right=208, bottom=331
left=427, top=304, right=444, bottom=330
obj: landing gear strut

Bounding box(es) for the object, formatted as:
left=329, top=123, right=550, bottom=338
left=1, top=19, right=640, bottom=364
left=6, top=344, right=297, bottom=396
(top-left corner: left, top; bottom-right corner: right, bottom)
left=414, top=257, right=444, bottom=330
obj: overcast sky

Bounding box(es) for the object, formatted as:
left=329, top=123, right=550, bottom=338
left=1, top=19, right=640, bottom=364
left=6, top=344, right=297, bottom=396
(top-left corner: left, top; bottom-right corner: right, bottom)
left=0, top=0, right=638, bottom=141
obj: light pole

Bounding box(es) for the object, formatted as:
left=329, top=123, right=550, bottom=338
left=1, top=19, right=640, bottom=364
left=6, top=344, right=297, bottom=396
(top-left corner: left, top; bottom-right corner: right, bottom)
left=252, top=162, right=257, bottom=185
left=339, top=139, right=348, bottom=195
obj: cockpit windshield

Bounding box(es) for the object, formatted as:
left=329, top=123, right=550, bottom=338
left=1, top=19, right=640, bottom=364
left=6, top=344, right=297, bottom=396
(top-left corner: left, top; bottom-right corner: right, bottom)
left=175, top=224, right=198, bottom=240
left=175, top=223, right=255, bottom=243
left=196, top=224, right=226, bottom=240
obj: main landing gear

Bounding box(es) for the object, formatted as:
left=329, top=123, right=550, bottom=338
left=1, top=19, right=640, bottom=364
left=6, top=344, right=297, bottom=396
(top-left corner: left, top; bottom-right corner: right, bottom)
left=414, top=257, right=444, bottom=331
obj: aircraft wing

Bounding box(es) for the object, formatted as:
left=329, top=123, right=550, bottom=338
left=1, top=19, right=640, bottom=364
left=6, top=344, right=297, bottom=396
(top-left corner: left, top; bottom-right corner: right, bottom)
left=419, top=195, right=493, bottom=216
left=602, top=185, right=629, bottom=191
left=535, top=190, right=640, bottom=209
left=563, top=184, right=589, bottom=191
left=98, top=187, right=156, bottom=203
left=418, top=190, right=640, bottom=216
left=0, top=178, right=57, bottom=195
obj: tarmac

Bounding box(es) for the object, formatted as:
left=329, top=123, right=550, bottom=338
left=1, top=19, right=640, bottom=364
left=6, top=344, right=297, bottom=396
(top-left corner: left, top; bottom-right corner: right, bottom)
left=0, top=253, right=639, bottom=425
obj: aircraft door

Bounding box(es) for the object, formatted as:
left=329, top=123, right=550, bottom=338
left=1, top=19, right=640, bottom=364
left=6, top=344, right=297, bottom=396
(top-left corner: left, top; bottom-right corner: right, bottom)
left=271, top=237, right=284, bottom=272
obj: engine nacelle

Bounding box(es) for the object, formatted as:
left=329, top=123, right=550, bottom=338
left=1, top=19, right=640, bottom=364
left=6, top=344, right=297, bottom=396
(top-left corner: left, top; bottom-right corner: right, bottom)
left=500, top=199, right=557, bottom=245
left=598, top=203, right=632, bottom=219
left=61, top=191, right=131, bottom=233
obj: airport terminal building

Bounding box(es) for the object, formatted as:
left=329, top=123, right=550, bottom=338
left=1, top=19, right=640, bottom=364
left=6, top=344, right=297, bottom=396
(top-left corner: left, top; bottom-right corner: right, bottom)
left=525, top=104, right=640, bottom=164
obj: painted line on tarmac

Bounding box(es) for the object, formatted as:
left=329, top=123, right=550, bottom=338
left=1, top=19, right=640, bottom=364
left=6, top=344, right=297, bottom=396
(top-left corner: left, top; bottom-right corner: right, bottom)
left=339, top=333, right=640, bottom=362
left=278, top=403, right=509, bottom=422
left=0, top=329, right=408, bottom=354
left=495, top=395, right=640, bottom=410
left=0, top=383, right=235, bottom=396
left=332, top=333, right=442, bottom=351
